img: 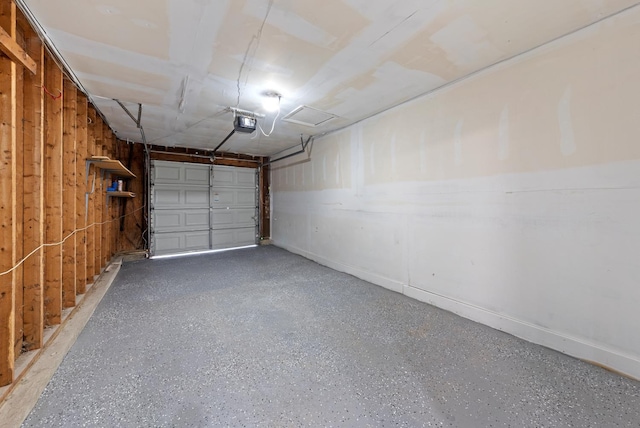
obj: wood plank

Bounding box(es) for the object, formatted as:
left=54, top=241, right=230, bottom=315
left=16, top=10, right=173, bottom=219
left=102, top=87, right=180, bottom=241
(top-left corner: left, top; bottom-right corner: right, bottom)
left=18, top=22, right=41, bottom=345
left=113, top=139, right=122, bottom=256
left=109, top=133, right=119, bottom=258
left=107, top=191, right=136, bottom=198
left=150, top=152, right=260, bottom=169
left=85, top=107, right=96, bottom=283
left=43, top=54, right=63, bottom=326
left=106, top=132, right=117, bottom=259
left=116, top=140, right=144, bottom=252
left=0, top=23, right=36, bottom=74
left=93, top=114, right=103, bottom=275
left=0, top=0, right=17, bottom=387
left=114, top=141, right=125, bottom=252
left=102, top=123, right=110, bottom=265
left=147, top=144, right=264, bottom=163
left=132, top=142, right=145, bottom=252
left=75, top=93, right=87, bottom=294
left=20, top=20, right=44, bottom=352
left=13, top=22, right=24, bottom=360
left=62, top=80, right=76, bottom=308
left=87, top=158, right=135, bottom=178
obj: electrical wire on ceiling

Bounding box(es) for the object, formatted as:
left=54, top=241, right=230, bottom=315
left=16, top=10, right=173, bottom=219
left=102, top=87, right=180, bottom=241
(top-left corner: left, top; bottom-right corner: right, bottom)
left=235, top=0, right=275, bottom=107
left=258, top=98, right=281, bottom=137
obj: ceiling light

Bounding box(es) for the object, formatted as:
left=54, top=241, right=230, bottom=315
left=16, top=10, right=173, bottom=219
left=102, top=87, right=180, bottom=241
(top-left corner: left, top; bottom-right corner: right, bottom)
left=262, top=92, right=281, bottom=112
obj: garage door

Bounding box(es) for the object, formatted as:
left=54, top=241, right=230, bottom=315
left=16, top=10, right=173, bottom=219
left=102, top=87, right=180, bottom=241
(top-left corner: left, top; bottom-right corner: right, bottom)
left=150, top=161, right=257, bottom=256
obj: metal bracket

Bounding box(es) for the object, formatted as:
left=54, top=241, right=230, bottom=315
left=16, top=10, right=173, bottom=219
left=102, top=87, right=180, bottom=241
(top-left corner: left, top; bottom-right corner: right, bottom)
left=115, top=99, right=148, bottom=146
left=115, top=99, right=142, bottom=129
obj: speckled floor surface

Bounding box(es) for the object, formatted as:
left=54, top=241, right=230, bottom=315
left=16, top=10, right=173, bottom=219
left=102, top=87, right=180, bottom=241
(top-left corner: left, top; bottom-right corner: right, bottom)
left=23, top=246, right=640, bottom=427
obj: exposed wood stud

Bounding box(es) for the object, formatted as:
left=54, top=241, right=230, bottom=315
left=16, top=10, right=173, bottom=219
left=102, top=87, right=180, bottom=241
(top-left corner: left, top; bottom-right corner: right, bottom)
left=43, top=54, right=63, bottom=326
left=94, top=116, right=103, bottom=274
left=116, top=140, right=144, bottom=252
left=75, top=93, right=87, bottom=294
left=21, top=18, right=44, bottom=352
left=0, top=0, right=17, bottom=387
left=102, top=122, right=111, bottom=265
left=62, top=80, right=77, bottom=309
left=0, top=5, right=140, bottom=390
left=13, top=19, right=24, bottom=360
left=86, top=107, right=96, bottom=282
left=107, top=132, right=118, bottom=258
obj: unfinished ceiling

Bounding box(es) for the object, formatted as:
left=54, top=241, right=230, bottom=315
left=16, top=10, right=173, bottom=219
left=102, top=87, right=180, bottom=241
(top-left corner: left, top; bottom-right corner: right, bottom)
left=19, top=0, right=638, bottom=156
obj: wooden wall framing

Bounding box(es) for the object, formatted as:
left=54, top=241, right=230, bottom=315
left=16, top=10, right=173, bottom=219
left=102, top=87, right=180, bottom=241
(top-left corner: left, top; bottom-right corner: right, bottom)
left=0, top=0, right=18, bottom=386
left=0, top=0, right=273, bottom=391
left=0, top=0, right=144, bottom=389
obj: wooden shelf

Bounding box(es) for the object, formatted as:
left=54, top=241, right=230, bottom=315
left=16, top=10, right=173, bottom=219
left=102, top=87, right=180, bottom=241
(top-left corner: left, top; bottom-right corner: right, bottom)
left=107, top=191, right=135, bottom=198
left=85, top=157, right=136, bottom=210
left=87, top=156, right=136, bottom=178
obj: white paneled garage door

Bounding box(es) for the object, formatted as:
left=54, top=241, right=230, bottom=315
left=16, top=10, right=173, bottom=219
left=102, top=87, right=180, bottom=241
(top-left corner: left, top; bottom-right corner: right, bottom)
left=150, top=161, right=257, bottom=256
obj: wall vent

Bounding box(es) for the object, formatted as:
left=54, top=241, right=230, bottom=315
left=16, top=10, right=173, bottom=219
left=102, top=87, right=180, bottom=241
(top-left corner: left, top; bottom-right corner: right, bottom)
left=282, top=105, right=337, bottom=127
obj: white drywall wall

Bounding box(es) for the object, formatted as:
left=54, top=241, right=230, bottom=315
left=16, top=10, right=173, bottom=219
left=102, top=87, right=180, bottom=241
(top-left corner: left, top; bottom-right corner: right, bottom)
left=271, top=6, right=640, bottom=379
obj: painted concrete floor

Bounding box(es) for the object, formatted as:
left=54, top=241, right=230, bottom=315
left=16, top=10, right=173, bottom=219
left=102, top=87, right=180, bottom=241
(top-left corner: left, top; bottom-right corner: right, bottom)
left=24, top=246, right=640, bottom=427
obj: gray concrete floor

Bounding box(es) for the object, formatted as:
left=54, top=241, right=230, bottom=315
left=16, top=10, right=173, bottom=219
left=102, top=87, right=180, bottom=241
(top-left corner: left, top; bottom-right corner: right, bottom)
left=23, top=246, right=640, bottom=427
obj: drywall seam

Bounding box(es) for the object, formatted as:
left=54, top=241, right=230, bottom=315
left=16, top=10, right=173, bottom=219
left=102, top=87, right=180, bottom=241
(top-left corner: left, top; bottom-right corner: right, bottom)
left=271, top=158, right=640, bottom=378
left=498, top=106, right=509, bottom=161
left=454, top=119, right=463, bottom=166
left=558, top=86, right=577, bottom=156
left=312, top=1, right=640, bottom=143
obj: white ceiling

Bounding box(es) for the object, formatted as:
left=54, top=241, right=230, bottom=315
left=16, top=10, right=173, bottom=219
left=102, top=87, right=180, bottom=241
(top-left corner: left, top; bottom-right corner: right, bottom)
left=21, top=0, right=638, bottom=156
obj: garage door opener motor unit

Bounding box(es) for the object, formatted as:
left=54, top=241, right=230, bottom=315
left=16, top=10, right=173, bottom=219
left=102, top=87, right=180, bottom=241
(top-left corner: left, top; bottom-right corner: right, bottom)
left=234, top=114, right=256, bottom=133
